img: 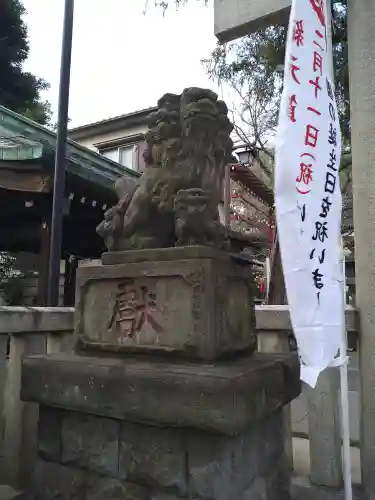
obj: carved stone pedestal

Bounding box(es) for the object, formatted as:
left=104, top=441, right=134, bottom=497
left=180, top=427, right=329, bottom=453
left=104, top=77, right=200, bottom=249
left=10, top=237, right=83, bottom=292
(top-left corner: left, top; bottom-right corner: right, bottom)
left=21, top=247, right=301, bottom=499
left=75, top=247, right=257, bottom=360
left=22, top=353, right=299, bottom=500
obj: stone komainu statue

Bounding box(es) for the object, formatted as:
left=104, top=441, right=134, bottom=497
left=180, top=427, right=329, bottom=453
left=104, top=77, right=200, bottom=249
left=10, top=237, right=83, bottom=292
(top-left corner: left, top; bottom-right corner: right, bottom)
left=97, top=87, right=234, bottom=251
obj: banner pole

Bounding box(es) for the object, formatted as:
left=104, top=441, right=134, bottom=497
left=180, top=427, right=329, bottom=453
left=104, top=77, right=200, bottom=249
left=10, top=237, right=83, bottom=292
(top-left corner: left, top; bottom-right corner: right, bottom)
left=340, top=241, right=353, bottom=500
left=325, top=0, right=353, bottom=497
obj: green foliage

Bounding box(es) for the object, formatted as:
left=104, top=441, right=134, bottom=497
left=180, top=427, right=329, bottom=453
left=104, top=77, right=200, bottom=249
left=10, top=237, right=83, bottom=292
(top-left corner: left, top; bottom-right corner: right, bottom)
left=203, top=26, right=285, bottom=155
left=332, top=0, right=349, bottom=144
left=0, top=1, right=52, bottom=298
left=203, top=2, right=348, bottom=144
left=155, top=0, right=352, bottom=233
left=0, top=0, right=52, bottom=125
left=202, top=1, right=352, bottom=232
left=155, top=0, right=349, bottom=144
left=0, top=253, right=35, bottom=305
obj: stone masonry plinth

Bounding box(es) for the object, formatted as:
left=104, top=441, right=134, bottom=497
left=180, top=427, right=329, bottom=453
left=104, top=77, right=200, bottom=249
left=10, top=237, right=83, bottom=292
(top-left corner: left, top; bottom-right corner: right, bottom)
left=21, top=352, right=300, bottom=499
left=21, top=247, right=300, bottom=499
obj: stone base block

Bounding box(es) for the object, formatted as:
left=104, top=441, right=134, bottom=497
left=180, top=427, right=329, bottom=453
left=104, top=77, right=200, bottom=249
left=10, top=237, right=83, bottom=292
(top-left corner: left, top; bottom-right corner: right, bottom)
left=32, top=407, right=289, bottom=500
left=21, top=352, right=300, bottom=435
left=75, top=246, right=256, bottom=361
left=22, top=352, right=300, bottom=499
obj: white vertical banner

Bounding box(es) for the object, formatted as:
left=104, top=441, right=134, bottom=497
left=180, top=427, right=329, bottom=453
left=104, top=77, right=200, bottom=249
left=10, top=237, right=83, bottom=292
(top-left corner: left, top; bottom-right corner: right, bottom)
left=275, top=0, right=342, bottom=388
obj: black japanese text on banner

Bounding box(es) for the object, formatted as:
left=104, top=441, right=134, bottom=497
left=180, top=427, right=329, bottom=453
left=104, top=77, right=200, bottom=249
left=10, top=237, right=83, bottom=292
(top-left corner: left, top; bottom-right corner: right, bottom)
left=275, top=0, right=342, bottom=387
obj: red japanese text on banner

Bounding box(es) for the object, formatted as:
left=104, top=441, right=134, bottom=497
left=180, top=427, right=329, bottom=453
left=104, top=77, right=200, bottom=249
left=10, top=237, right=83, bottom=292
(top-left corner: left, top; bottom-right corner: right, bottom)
left=275, top=0, right=342, bottom=387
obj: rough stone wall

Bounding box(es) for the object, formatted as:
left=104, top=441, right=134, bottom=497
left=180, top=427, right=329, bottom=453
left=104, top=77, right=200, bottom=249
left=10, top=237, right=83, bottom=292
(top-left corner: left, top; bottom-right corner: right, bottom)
left=33, top=406, right=289, bottom=500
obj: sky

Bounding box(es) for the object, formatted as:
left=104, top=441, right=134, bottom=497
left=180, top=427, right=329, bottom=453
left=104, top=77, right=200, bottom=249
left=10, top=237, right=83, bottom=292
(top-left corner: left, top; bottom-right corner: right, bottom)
left=22, top=0, right=218, bottom=128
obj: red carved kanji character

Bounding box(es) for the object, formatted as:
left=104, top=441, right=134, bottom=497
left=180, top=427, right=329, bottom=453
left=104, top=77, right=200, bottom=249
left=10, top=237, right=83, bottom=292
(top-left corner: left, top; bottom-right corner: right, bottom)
left=307, top=106, right=322, bottom=116
left=289, top=95, right=297, bottom=122
left=305, top=125, right=319, bottom=147
left=309, top=0, right=325, bottom=27
left=135, top=286, right=162, bottom=334
left=309, top=75, right=322, bottom=98
left=293, top=20, right=304, bottom=46
left=109, top=281, right=162, bottom=338
left=110, top=284, right=137, bottom=337
left=290, top=56, right=301, bottom=84
left=313, top=51, right=323, bottom=75
left=296, top=163, right=313, bottom=185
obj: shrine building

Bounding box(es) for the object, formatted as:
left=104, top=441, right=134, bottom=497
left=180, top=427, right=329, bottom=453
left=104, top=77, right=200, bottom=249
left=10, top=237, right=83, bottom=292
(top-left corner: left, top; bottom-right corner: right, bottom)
left=0, top=105, right=139, bottom=306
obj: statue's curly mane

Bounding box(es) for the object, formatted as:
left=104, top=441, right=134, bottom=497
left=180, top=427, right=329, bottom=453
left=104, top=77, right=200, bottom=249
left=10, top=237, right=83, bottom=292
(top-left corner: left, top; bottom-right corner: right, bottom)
left=144, top=88, right=233, bottom=170
left=97, top=87, right=234, bottom=251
